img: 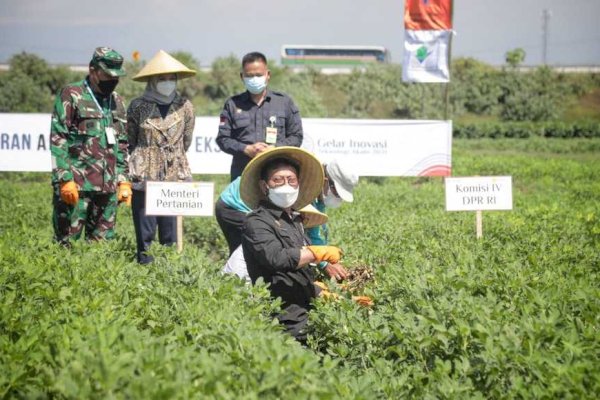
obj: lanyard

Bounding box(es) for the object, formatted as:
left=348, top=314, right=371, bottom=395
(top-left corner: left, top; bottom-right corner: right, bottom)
left=84, top=80, right=112, bottom=121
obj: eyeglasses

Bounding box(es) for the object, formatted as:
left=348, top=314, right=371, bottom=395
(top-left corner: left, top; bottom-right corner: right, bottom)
left=269, top=175, right=299, bottom=187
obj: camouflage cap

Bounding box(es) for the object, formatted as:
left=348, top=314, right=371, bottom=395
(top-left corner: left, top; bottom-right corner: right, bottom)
left=90, top=47, right=126, bottom=77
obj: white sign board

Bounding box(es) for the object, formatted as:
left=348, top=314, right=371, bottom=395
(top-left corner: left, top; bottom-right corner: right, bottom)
left=445, top=176, right=513, bottom=211
left=0, top=114, right=452, bottom=177
left=145, top=181, right=214, bottom=217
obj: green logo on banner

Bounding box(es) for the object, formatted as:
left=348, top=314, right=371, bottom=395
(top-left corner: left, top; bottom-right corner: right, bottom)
left=416, top=46, right=430, bottom=63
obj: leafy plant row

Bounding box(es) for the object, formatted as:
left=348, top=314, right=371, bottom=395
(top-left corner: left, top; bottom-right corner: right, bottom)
left=1, top=138, right=599, bottom=398
left=454, top=121, right=600, bottom=139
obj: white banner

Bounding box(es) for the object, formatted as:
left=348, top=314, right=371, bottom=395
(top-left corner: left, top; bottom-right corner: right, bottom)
left=302, top=119, right=451, bottom=176
left=0, top=114, right=451, bottom=176
left=403, top=30, right=451, bottom=83
left=0, top=113, right=51, bottom=172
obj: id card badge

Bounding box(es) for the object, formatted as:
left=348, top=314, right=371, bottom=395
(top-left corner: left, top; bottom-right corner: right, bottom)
left=105, top=127, right=116, bottom=145
left=265, top=127, right=278, bottom=144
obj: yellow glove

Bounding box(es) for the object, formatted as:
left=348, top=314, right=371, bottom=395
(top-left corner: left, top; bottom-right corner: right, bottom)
left=59, top=181, right=79, bottom=205
left=307, top=245, right=343, bottom=264
left=117, top=182, right=132, bottom=206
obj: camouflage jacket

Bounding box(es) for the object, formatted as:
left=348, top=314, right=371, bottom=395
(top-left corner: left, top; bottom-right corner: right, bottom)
left=51, top=78, right=129, bottom=192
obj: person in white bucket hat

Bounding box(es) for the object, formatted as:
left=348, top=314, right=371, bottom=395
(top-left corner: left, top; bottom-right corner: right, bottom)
left=325, top=159, right=359, bottom=203
left=306, top=159, right=359, bottom=247
left=127, top=50, right=197, bottom=264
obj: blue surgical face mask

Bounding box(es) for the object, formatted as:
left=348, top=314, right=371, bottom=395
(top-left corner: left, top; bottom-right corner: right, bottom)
left=243, top=75, right=267, bottom=94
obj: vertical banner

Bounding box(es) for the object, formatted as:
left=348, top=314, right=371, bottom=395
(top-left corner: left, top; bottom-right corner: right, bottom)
left=403, top=0, right=453, bottom=83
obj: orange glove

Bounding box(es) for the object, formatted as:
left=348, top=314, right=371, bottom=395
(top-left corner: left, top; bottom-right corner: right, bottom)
left=307, top=245, right=343, bottom=264
left=321, top=290, right=340, bottom=301
left=117, top=182, right=132, bottom=206
left=315, top=281, right=340, bottom=301
left=59, top=181, right=79, bottom=205
left=352, top=296, right=374, bottom=307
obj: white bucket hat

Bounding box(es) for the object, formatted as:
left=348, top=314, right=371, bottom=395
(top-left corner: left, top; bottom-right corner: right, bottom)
left=326, top=160, right=359, bottom=202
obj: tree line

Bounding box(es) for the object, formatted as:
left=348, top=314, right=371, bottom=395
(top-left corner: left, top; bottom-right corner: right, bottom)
left=1, top=51, right=599, bottom=123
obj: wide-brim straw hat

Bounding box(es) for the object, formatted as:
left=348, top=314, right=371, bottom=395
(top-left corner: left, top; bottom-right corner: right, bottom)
left=299, top=204, right=328, bottom=228
left=240, top=147, right=324, bottom=210
left=133, top=50, right=196, bottom=82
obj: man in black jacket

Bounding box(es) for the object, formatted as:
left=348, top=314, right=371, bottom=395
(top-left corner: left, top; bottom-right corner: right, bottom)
left=240, top=147, right=346, bottom=343
left=216, top=52, right=303, bottom=181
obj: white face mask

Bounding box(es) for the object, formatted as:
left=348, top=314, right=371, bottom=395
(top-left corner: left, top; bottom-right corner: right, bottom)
left=243, top=75, right=267, bottom=94
left=156, top=80, right=177, bottom=96
left=267, top=184, right=299, bottom=209
left=323, top=190, right=343, bottom=208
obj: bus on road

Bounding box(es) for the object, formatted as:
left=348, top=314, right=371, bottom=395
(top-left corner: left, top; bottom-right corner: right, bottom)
left=281, top=45, right=390, bottom=67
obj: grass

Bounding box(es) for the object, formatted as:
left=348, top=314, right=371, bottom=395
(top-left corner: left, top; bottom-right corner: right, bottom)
left=563, top=87, right=600, bottom=122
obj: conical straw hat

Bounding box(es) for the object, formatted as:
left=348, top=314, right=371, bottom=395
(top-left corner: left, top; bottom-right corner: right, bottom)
left=133, top=50, right=196, bottom=81
left=299, top=204, right=328, bottom=228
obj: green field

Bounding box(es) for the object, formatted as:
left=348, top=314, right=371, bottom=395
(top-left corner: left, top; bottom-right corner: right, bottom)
left=1, top=138, right=599, bottom=399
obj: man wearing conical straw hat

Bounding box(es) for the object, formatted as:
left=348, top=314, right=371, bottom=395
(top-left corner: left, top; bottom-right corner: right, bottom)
left=240, top=146, right=346, bottom=343
left=127, top=50, right=196, bottom=264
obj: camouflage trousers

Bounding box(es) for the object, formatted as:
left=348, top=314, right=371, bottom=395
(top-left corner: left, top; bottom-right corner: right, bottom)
left=52, top=186, right=118, bottom=244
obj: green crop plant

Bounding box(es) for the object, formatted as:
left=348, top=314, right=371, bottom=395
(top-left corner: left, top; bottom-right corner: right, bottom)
left=1, top=137, right=599, bottom=398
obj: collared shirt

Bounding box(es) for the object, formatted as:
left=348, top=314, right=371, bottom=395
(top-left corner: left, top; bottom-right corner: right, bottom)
left=216, top=89, right=303, bottom=180
left=242, top=201, right=316, bottom=310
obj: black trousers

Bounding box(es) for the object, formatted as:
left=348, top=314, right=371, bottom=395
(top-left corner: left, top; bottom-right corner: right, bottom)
left=131, top=189, right=177, bottom=264
left=215, top=198, right=246, bottom=255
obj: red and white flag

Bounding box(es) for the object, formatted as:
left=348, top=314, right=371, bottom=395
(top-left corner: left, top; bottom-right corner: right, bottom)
left=403, top=0, right=453, bottom=83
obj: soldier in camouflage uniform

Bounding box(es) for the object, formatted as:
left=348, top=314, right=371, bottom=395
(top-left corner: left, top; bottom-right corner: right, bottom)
left=51, top=47, right=132, bottom=245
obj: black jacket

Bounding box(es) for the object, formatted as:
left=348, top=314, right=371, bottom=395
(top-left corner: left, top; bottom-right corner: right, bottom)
left=242, top=201, right=316, bottom=310
left=216, top=90, right=303, bottom=180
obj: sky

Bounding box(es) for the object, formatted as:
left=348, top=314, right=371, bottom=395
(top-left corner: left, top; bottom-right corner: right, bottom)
left=0, top=0, right=599, bottom=67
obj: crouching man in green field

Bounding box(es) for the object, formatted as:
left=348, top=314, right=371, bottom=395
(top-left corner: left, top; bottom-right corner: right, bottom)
left=240, top=147, right=346, bottom=343
left=50, top=47, right=132, bottom=245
